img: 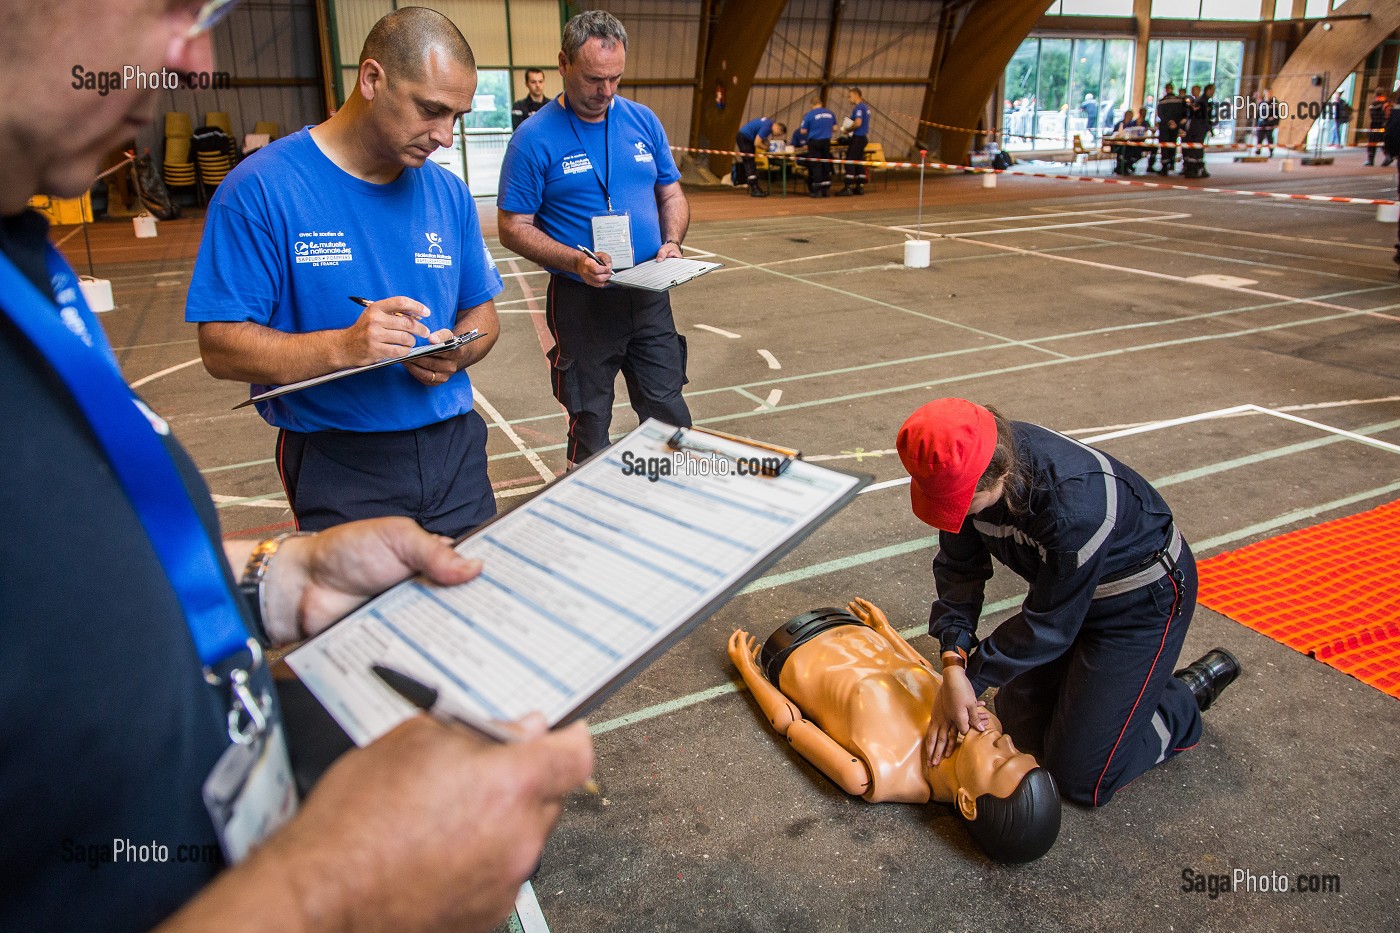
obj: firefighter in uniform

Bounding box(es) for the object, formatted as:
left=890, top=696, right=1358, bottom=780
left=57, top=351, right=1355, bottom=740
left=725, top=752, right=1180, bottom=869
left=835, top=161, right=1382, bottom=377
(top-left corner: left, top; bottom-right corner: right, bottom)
left=1155, top=84, right=1188, bottom=175
left=736, top=116, right=786, bottom=198
left=798, top=96, right=836, bottom=197
left=897, top=398, right=1240, bottom=808
left=1366, top=90, right=1392, bottom=166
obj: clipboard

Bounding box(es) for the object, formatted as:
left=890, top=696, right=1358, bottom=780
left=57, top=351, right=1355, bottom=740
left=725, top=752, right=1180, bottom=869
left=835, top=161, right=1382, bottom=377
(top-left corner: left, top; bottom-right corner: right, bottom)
left=608, top=257, right=722, bottom=292
left=233, top=330, right=484, bottom=409
left=285, top=419, right=871, bottom=747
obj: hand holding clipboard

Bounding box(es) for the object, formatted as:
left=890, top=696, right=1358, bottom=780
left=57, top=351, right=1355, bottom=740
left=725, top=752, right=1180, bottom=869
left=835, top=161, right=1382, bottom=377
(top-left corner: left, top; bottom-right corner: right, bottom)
left=233, top=295, right=486, bottom=409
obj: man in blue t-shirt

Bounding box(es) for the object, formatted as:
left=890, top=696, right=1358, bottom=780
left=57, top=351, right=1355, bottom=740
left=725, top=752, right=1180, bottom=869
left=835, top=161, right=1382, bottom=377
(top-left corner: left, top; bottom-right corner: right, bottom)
left=187, top=11, right=503, bottom=537
left=497, top=10, right=692, bottom=467
left=798, top=96, right=836, bottom=197
left=836, top=87, right=872, bottom=196
left=736, top=115, right=787, bottom=198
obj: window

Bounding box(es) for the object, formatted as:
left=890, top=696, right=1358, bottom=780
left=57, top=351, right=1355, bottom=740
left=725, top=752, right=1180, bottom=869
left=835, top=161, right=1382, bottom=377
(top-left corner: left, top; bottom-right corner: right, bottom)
left=1141, top=40, right=1246, bottom=142
left=1046, top=0, right=1134, bottom=14
left=423, top=68, right=512, bottom=197
left=1002, top=36, right=1135, bottom=152
left=1155, top=0, right=1267, bottom=17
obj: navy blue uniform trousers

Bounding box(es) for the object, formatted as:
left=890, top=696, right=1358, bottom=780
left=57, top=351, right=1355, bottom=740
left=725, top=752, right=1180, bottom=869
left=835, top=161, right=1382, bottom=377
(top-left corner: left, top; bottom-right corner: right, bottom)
left=546, top=273, right=691, bottom=464
left=995, top=542, right=1203, bottom=808
left=276, top=409, right=495, bottom=536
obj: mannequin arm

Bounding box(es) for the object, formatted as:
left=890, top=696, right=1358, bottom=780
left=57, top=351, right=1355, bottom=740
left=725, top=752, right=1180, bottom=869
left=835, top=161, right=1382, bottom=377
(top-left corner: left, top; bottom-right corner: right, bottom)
left=847, top=597, right=939, bottom=678
left=728, top=629, right=802, bottom=735
left=786, top=720, right=872, bottom=797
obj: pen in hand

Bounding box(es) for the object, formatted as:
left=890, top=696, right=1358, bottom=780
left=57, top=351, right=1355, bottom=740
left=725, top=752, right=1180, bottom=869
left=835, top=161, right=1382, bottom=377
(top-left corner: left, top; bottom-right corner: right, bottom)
left=370, top=663, right=602, bottom=796
left=349, top=295, right=423, bottom=322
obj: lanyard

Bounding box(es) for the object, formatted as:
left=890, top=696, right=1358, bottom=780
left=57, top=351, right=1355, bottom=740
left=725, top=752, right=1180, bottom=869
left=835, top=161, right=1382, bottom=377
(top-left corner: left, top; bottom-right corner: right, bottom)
left=0, top=244, right=261, bottom=732
left=564, top=95, right=612, bottom=211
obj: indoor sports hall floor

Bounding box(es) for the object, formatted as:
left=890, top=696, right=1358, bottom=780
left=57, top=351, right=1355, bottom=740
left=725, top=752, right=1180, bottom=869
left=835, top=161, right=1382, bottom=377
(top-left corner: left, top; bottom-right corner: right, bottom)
left=71, top=151, right=1399, bottom=931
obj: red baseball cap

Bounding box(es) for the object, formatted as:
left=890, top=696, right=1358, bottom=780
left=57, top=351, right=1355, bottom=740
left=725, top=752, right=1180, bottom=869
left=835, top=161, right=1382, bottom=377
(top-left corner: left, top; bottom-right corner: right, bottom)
left=897, top=398, right=998, bottom=533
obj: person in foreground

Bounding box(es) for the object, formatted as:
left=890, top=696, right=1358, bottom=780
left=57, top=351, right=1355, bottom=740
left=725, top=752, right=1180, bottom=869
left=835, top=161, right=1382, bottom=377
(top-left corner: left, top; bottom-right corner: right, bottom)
left=730, top=598, right=1060, bottom=862
left=898, top=398, right=1239, bottom=808
left=0, top=2, right=591, bottom=930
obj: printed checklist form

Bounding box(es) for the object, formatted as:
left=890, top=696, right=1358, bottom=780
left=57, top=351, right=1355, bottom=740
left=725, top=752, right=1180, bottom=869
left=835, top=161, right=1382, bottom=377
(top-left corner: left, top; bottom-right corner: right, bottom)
left=287, top=420, right=869, bottom=746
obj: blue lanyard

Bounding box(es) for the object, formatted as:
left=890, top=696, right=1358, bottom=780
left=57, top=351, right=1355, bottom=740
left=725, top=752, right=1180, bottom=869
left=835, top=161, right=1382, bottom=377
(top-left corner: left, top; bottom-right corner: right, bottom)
left=0, top=245, right=251, bottom=671
left=564, top=95, right=612, bottom=211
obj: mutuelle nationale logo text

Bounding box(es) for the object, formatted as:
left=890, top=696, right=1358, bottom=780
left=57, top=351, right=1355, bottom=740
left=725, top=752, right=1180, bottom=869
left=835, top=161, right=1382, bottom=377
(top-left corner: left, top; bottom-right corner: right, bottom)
left=415, top=231, right=452, bottom=268
left=562, top=153, right=593, bottom=175
left=293, top=232, right=353, bottom=266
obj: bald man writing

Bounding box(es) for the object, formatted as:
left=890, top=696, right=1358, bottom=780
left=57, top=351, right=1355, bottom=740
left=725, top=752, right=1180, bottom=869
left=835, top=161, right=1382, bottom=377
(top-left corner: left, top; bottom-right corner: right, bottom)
left=188, top=8, right=503, bottom=537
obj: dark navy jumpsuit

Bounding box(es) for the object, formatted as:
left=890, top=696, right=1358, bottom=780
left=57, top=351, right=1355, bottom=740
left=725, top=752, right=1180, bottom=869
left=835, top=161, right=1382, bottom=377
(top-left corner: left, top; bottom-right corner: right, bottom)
left=929, top=422, right=1203, bottom=807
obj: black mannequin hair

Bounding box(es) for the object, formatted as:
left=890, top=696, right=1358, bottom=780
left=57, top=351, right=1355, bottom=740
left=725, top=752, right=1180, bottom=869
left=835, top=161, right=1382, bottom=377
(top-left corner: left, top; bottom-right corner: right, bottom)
left=962, top=767, right=1061, bottom=863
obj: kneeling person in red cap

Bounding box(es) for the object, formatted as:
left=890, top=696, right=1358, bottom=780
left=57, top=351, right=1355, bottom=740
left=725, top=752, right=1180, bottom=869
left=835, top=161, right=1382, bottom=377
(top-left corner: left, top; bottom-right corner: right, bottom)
left=897, top=398, right=1239, bottom=807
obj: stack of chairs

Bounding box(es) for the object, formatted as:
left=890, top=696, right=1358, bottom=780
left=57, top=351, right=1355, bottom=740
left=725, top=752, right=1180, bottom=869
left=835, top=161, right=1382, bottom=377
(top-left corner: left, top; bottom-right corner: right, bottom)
left=162, top=112, right=196, bottom=190
left=193, top=112, right=239, bottom=190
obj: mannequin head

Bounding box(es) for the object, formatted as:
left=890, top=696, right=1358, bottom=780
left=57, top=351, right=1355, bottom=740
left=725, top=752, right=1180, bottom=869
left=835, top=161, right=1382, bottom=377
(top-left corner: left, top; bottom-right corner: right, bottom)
left=948, top=728, right=1060, bottom=864
left=760, top=607, right=1060, bottom=862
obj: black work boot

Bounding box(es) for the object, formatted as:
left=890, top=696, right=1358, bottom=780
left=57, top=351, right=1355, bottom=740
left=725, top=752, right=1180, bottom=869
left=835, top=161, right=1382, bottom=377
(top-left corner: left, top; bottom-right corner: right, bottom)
left=1174, top=648, right=1241, bottom=712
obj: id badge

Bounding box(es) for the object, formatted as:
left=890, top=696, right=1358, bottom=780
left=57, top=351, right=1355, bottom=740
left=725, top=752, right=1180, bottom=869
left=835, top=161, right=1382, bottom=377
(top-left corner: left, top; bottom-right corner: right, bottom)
left=591, top=211, right=634, bottom=270
left=202, top=718, right=299, bottom=864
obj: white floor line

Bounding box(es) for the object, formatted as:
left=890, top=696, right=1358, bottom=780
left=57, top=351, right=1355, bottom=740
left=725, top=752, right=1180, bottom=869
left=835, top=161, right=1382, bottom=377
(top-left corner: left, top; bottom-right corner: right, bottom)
left=512, top=882, right=552, bottom=933
left=1143, top=218, right=1394, bottom=253
left=749, top=242, right=905, bottom=269
left=210, top=493, right=288, bottom=509
left=889, top=213, right=1192, bottom=239
left=1064, top=395, right=1400, bottom=436
left=694, top=324, right=741, bottom=338
left=744, top=388, right=783, bottom=411
left=128, top=357, right=202, bottom=389
left=473, top=390, right=556, bottom=483
left=758, top=349, right=781, bottom=370
left=880, top=208, right=1148, bottom=233
left=957, top=234, right=1400, bottom=323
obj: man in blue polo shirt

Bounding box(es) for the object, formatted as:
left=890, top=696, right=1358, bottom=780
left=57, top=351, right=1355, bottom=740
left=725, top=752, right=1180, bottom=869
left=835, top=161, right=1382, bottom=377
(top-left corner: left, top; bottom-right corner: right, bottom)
left=835, top=87, right=872, bottom=196
left=798, top=95, right=836, bottom=197
left=188, top=8, right=502, bottom=537
left=497, top=10, right=692, bottom=467
left=736, top=115, right=787, bottom=197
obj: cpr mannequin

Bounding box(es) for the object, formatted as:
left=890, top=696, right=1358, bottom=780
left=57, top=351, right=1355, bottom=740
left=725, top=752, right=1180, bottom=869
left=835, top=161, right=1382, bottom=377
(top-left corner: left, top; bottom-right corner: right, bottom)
left=728, top=598, right=1060, bottom=862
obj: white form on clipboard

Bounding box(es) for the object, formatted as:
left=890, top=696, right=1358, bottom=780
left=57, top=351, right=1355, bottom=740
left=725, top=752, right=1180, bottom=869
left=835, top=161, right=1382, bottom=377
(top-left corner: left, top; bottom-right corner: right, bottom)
left=285, top=419, right=869, bottom=746
left=608, top=257, right=722, bottom=292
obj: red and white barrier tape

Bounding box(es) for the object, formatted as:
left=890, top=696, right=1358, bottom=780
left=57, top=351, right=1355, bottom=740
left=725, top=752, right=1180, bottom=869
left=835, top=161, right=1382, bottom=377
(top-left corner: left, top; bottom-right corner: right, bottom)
left=672, top=144, right=1399, bottom=206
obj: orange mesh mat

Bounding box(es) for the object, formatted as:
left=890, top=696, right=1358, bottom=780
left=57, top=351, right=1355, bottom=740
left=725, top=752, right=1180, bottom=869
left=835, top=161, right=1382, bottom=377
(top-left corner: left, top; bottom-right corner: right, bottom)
left=1196, top=499, right=1400, bottom=699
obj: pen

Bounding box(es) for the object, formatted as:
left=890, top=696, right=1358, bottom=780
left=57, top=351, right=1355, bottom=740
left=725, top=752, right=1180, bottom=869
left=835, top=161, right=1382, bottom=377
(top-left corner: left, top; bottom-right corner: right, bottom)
left=574, top=244, right=607, bottom=267
left=349, top=295, right=420, bottom=320
left=371, top=663, right=602, bottom=796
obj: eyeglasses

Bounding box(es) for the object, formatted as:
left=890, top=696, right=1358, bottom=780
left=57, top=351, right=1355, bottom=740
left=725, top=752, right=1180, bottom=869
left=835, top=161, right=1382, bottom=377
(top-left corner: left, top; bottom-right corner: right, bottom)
left=186, top=0, right=243, bottom=38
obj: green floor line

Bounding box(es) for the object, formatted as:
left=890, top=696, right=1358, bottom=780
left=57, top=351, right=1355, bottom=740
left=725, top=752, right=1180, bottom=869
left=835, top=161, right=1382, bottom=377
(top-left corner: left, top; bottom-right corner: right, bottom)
left=1192, top=480, right=1400, bottom=552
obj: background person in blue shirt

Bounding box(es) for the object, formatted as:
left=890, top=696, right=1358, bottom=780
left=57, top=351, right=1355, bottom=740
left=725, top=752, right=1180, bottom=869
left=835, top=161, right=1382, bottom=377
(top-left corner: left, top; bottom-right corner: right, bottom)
left=188, top=8, right=502, bottom=538
left=497, top=10, right=693, bottom=467
left=736, top=115, right=786, bottom=197
left=798, top=95, right=836, bottom=197
left=835, top=87, right=871, bottom=196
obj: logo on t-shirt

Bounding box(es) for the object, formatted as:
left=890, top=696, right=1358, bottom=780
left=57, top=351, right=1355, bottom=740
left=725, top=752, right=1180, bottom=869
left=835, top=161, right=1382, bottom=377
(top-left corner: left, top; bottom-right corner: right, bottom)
left=562, top=152, right=593, bottom=175
left=633, top=140, right=653, bottom=164
left=415, top=231, right=453, bottom=269
left=293, top=232, right=353, bottom=267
